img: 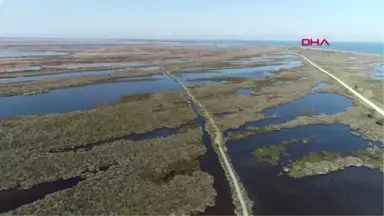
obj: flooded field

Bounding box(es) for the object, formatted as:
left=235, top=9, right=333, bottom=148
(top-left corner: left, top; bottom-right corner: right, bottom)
left=226, top=93, right=354, bottom=134
left=236, top=88, right=253, bottom=96
left=0, top=70, right=120, bottom=84
left=228, top=53, right=299, bottom=66
left=178, top=60, right=301, bottom=87
left=45, top=61, right=143, bottom=70
left=226, top=90, right=382, bottom=215
left=0, top=50, right=68, bottom=58
left=5, top=66, right=41, bottom=73
left=136, top=66, right=161, bottom=71
left=367, top=63, right=384, bottom=79
left=311, top=82, right=330, bottom=91
left=0, top=74, right=180, bottom=118
left=1, top=39, right=383, bottom=215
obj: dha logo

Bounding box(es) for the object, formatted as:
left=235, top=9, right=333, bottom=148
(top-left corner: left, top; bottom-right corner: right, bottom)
left=301, top=38, right=330, bottom=46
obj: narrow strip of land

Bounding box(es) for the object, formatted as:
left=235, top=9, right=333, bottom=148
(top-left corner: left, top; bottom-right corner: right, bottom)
left=288, top=48, right=384, bottom=116
left=164, top=71, right=250, bottom=216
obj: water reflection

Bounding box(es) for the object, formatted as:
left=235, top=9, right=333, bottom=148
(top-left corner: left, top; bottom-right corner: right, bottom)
left=0, top=75, right=180, bottom=118
left=236, top=88, right=253, bottom=96
left=0, top=70, right=120, bottom=84
left=5, top=66, right=41, bottom=73
left=227, top=93, right=353, bottom=134
left=311, top=82, right=330, bottom=91
left=0, top=51, right=68, bottom=58
left=227, top=124, right=383, bottom=215
left=179, top=61, right=302, bottom=87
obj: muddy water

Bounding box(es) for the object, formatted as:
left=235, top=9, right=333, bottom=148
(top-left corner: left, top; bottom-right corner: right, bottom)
left=0, top=70, right=120, bottom=84
left=225, top=90, right=383, bottom=214
left=0, top=74, right=180, bottom=118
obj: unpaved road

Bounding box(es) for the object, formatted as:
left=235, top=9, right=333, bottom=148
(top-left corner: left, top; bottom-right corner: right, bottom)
left=164, top=71, right=250, bottom=216
left=287, top=48, right=384, bottom=116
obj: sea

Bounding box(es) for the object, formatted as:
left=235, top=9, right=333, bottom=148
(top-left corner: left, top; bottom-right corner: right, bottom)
left=164, top=40, right=384, bottom=56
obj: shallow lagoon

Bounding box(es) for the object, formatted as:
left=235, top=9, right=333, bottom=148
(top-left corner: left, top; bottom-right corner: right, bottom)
left=0, top=74, right=180, bottom=118
left=179, top=60, right=302, bottom=87
left=0, top=70, right=120, bottom=84
left=225, top=88, right=382, bottom=215
left=0, top=51, right=68, bottom=58
left=226, top=93, right=353, bottom=134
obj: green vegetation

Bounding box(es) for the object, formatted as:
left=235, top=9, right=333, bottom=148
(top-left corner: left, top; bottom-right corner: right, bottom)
left=117, top=93, right=153, bottom=103
left=303, top=151, right=341, bottom=162
left=254, top=136, right=316, bottom=165
left=253, top=136, right=316, bottom=165
left=0, top=71, right=161, bottom=97
left=4, top=129, right=216, bottom=215
left=288, top=151, right=342, bottom=178
left=0, top=128, right=204, bottom=190
left=352, top=149, right=382, bottom=160
left=0, top=91, right=196, bottom=152
left=253, top=144, right=285, bottom=165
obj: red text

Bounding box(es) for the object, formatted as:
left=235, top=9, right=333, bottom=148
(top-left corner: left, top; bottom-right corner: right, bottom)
left=301, top=38, right=330, bottom=46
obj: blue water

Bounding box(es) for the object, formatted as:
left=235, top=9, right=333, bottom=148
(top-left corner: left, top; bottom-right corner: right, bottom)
left=0, top=75, right=180, bottom=118
left=0, top=51, right=68, bottom=58
left=0, top=70, right=120, bottom=84
left=311, top=82, right=331, bottom=91
left=370, top=63, right=384, bottom=79
left=227, top=123, right=383, bottom=215
left=225, top=93, right=353, bottom=135
left=178, top=60, right=301, bottom=87
left=254, top=41, right=383, bottom=55
left=47, top=62, right=142, bottom=69
left=228, top=124, right=372, bottom=162
left=136, top=66, right=161, bottom=71
left=228, top=53, right=299, bottom=65
left=6, top=66, right=41, bottom=73
left=167, top=40, right=384, bottom=56
left=236, top=89, right=253, bottom=96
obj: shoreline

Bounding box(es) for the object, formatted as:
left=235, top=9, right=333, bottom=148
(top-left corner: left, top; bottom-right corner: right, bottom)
left=296, top=46, right=384, bottom=58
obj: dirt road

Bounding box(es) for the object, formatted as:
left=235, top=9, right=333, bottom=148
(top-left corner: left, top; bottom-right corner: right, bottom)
left=164, top=71, right=250, bottom=216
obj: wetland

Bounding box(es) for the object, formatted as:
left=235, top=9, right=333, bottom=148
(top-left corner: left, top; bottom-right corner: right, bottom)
left=1, top=39, right=383, bottom=215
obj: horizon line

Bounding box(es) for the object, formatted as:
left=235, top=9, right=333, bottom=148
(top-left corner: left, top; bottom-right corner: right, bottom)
left=0, top=36, right=383, bottom=43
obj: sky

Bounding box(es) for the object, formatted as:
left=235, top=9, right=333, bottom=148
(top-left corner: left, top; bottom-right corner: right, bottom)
left=0, top=0, right=383, bottom=42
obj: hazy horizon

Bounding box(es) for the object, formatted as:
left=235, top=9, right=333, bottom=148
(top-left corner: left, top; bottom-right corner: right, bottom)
left=0, top=0, right=383, bottom=42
